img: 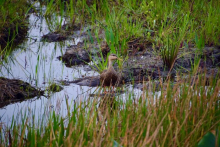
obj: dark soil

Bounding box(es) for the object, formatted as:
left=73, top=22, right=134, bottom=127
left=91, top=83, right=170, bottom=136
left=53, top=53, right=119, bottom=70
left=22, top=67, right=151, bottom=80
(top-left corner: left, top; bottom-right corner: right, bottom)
left=48, top=22, right=219, bottom=89
left=45, top=21, right=220, bottom=87
left=41, top=32, right=67, bottom=42
left=2, top=21, right=219, bottom=107
left=61, top=34, right=220, bottom=89
left=58, top=39, right=111, bottom=66
left=0, top=77, right=44, bottom=108
left=41, top=23, right=81, bottom=42
left=0, top=20, right=28, bottom=50
left=0, top=0, right=29, bottom=50
left=57, top=42, right=91, bottom=66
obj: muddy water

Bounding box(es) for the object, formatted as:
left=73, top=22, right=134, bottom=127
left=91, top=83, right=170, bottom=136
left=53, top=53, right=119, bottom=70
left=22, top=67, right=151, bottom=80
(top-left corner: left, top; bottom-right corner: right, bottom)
left=0, top=6, right=143, bottom=125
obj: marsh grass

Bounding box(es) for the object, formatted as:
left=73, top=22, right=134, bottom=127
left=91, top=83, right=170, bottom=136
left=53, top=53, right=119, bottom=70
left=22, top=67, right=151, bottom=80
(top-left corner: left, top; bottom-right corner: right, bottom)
left=88, top=49, right=124, bottom=75
left=40, top=0, right=220, bottom=69
left=0, top=0, right=30, bottom=51
left=0, top=73, right=219, bottom=146
left=86, top=28, right=124, bottom=73
left=1, top=0, right=220, bottom=146
left=191, top=34, right=205, bottom=75
left=89, top=51, right=108, bottom=73
left=161, top=36, right=179, bottom=69
left=65, top=0, right=220, bottom=69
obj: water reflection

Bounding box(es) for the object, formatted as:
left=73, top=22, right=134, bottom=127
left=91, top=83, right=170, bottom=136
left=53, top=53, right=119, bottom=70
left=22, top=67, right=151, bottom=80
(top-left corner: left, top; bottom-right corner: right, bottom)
left=0, top=6, right=144, bottom=126
left=0, top=11, right=98, bottom=124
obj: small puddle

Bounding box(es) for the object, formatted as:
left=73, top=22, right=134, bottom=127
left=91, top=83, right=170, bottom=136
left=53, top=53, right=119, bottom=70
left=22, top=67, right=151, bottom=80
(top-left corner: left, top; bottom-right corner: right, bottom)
left=0, top=4, right=143, bottom=125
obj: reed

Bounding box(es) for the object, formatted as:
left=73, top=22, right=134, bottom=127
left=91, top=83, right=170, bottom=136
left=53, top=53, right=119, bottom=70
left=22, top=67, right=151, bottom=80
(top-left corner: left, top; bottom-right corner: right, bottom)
left=0, top=73, right=219, bottom=146
left=1, top=0, right=220, bottom=146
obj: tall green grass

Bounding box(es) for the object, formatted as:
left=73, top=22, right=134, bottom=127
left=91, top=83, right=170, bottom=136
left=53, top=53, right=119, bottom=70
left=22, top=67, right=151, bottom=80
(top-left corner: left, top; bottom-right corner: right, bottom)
left=81, top=1, right=219, bottom=67
left=1, top=0, right=220, bottom=146
left=0, top=0, right=30, bottom=50
left=1, top=73, right=219, bottom=146
left=40, top=0, right=220, bottom=68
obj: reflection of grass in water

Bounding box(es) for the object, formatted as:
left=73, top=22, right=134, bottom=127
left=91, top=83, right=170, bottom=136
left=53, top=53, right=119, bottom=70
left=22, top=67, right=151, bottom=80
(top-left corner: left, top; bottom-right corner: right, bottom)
left=1, top=74, right=219, bottom=146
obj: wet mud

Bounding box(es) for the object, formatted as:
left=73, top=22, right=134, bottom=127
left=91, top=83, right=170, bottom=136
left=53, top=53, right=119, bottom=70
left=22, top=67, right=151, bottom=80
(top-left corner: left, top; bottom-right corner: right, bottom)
left=41, top=32, right=67, bottom=42
left=57, top=42, right=91, bottom=66
left=58, top=30, right=220, bottom=89
left=0, top=20, right=28, bottom=50
left=0, top=77, right=44, bottom=108
left=1, top=18, right=219, bottom=108
left=41, top=23, right=81, bottom=42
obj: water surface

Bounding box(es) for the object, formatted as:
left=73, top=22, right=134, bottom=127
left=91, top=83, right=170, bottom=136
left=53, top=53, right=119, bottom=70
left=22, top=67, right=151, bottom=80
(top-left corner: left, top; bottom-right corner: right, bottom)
left=0, top=7, right=142, bottom=125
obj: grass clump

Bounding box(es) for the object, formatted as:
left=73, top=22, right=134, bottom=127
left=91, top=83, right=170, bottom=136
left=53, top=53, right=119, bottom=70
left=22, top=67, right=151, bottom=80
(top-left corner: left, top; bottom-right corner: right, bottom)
left=0, top=0, right=30, bottom=50
left=36, top=0, right=220, bottom=70
left=1, top=74, right=219, bottom=146
left=1, top=0, right=220, bottom=146
left=60, top=0, right=220, bottom=68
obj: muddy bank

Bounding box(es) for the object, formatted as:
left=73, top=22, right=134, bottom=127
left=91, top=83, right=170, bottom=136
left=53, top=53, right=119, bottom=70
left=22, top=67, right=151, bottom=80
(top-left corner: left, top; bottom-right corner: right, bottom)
left=57, top=42, right=91, bottom=66
left=0, top=77, right=44, bottom=108
left=0, top=20, right=28, bottom=50
left=41, top=23, right=81, bottom=42
left=123, top=45, right=220, bottom=79
left=58, top=40, right=109, bottom=66
left=41, top=22, right=220, bottom=89
left=61, top=36, right=220, bottom=89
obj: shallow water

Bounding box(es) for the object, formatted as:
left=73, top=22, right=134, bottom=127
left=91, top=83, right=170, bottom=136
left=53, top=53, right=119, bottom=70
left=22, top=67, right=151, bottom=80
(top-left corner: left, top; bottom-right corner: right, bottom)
left=0, top=5, right=144, bottom=125
left=0, top=9, right=98, bottom=122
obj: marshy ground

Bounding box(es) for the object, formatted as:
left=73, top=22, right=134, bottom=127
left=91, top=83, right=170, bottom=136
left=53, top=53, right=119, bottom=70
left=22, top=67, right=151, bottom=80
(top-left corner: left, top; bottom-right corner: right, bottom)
left=0, top=0, right=220, bottom=146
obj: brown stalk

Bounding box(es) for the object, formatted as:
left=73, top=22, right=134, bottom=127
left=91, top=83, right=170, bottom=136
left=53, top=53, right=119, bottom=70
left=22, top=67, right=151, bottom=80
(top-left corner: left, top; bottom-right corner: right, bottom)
left=18, top=118, right=28, bottom=147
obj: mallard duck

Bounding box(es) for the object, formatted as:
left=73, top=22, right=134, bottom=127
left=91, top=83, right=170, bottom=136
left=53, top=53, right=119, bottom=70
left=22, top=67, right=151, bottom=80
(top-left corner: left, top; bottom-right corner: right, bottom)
left=100, top=54, right=122, bottom=87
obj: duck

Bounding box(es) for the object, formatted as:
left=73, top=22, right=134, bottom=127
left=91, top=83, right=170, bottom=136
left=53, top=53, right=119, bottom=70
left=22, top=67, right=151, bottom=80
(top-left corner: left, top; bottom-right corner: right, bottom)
left=100, top=54, right=122, bottom=87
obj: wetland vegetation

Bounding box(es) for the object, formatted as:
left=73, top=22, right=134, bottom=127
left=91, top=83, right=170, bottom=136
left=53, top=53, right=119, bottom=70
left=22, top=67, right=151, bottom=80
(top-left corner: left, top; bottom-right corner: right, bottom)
left=0, top=0, right=220, bottom=146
